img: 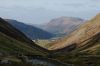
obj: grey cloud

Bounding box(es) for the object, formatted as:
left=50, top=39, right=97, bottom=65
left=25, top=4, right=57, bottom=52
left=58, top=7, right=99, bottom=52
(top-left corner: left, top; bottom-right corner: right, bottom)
left=0, top=0, right=100, bottom=24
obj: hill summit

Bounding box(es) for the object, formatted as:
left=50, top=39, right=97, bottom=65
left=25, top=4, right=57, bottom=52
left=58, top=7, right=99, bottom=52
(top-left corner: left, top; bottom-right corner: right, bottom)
left=39, top=17, right=84, bottom=37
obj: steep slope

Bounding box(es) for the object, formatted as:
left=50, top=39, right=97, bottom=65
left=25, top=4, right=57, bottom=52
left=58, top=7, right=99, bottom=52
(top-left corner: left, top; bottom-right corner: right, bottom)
left=0, top=18, right=48, bottom=56
left=0, top=32, right=42, bottom=55
left=49, top=14, right=100, bottom=50
left=81, top=33, right=100, bottom=54
left=41, top=17, right=84, bottom=37
left=6, top=19, right=54, bottom=39
left=0, top=18, right=73, bottom=66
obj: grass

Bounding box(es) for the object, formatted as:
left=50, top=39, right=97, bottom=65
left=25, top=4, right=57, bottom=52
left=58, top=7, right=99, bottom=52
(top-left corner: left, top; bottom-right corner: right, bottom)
left=33, top=40, right=54, bottom=48
left=0, top=32, right=47, bottom=56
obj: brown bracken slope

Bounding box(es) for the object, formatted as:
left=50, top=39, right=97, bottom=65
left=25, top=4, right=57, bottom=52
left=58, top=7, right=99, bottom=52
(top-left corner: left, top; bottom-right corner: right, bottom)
left=48, top=14, right=100, bottom=51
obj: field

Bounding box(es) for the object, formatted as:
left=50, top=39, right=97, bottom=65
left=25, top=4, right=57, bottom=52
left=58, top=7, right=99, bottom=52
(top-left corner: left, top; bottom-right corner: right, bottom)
left=33, top=40, right=55, bottom=49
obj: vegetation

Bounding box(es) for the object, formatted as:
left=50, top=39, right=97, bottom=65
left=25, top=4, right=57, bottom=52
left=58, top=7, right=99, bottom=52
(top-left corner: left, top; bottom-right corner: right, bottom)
left=33, top=40, right=55, bottom=48
left=0, top=13, right=100, bottom=66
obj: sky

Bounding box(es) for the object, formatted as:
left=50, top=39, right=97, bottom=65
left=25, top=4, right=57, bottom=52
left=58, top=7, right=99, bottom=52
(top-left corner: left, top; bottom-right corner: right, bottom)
left=0, top=0, right=100, bottom=24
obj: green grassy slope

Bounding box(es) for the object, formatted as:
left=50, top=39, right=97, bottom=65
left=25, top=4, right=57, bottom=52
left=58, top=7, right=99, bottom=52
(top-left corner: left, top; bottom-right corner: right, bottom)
left=33, top=40, right=53, bottom=49
left=0, top=32, right=45, bottom=55
left=0, top=17, right=49, bottom=56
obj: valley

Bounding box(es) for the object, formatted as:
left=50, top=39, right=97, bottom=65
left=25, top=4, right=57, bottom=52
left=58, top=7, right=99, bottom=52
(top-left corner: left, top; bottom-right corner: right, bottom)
left=0, top=0, right=100, bottom=66
left=0, top=13, right=100, bottom=66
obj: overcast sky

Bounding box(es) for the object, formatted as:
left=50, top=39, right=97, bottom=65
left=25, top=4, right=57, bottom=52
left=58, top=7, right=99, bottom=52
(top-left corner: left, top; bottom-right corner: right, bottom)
left=0, top=0, right=100, bottom=24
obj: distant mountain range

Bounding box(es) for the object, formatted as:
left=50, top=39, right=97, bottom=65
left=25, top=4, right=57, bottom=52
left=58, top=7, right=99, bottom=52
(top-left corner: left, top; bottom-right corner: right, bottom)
left=6, top=17, right=84, bottom=40
left=38, top=17, right=85, bottom=37
left=6, top=19, right=55, bottom=40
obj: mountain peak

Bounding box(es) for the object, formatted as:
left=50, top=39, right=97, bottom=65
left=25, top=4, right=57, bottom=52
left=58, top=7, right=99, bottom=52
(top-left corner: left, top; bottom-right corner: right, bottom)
left=40, top=17, right=84, bottom=38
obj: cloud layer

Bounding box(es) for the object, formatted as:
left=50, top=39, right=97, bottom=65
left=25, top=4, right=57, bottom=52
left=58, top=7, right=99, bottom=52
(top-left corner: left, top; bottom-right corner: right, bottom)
left=0, top=0, right=100, bottom=24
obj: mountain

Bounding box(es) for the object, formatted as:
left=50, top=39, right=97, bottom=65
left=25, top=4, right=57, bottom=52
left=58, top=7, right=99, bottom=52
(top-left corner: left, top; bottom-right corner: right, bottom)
left=0, top=18, right=48, bottom=56
left=0, top=16, right=100, bottom=65
left=40, top=17, right=84, bottom=37
left=48, top=14, right=100, bottom=51
left=0, top=17, right=71, bottom=66
left=6, top=19, right=55, bottom=40
left=45, top=14, right=100, bottom=66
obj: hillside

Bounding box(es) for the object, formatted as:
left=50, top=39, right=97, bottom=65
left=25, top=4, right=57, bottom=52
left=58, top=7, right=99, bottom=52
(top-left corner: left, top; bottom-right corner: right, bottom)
left=46, top=14, right=100, bottom=66
left=0, top=16, right=100, bottom=66
left=40, top=17, right=84, bottom=37
left=0, top=17, right=71, bottom=66
left=0, top=15, right=100, bottom=66
left=0, top=32, right=40, bottom=55
left=6, top=19, right=54, bottom=40
left=0, top=18, right=48, bottom=56
left=48, top=14, right=100, bottom=50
